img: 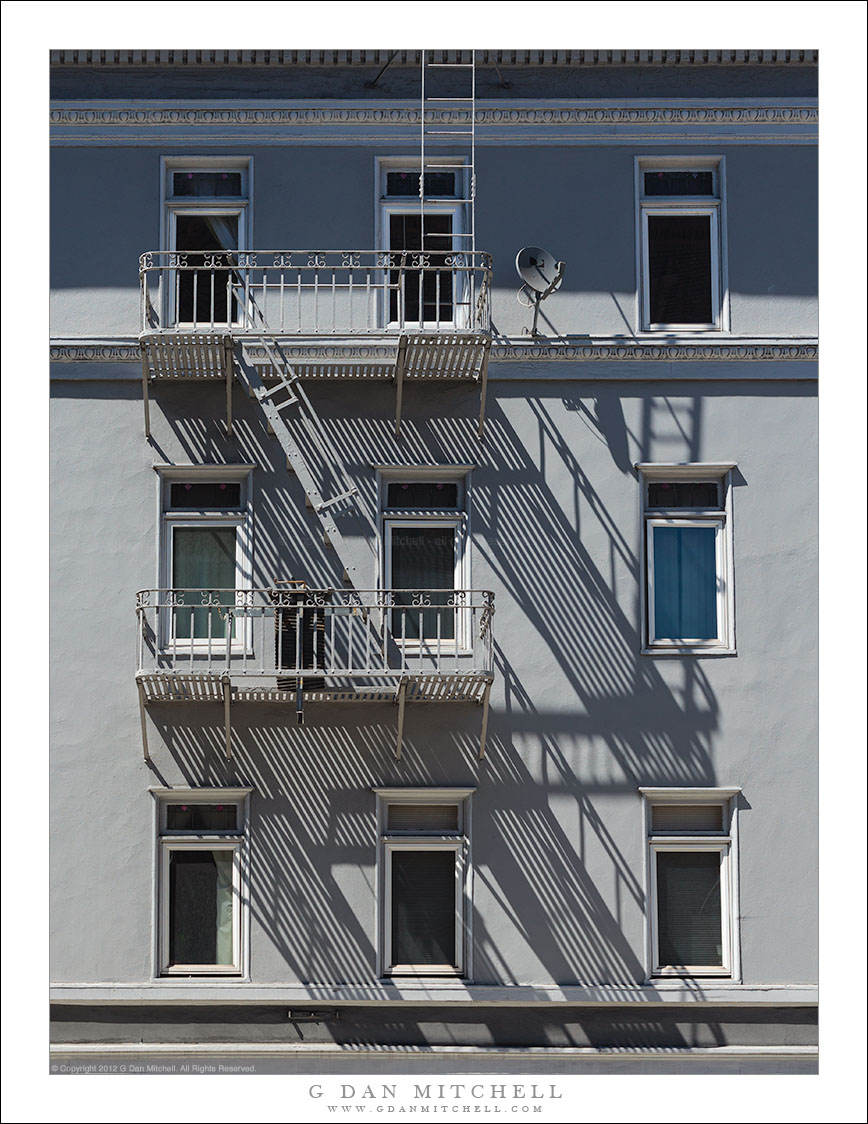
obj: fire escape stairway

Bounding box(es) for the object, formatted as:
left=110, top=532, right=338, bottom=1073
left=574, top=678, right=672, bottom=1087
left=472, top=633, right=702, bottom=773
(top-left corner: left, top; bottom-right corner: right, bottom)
left=233, top=334, right=375, bottom=591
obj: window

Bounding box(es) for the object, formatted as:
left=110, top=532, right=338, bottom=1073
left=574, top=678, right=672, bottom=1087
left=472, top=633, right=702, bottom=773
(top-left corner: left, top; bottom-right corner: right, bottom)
left=637, top=158, right=726, bottom=332
left=638, top=463, right=735, bottom=654
left=157, top=465, right=254, bottom=647
left=153, top=787, right=251, bottom=977
left=163, top=157, right=251, bottom=327
left=641, top=788, right=741, bottom=979
left=377, top=158, right=469, bottom=328
left=374, top=788, right=474, bottom=977
left=378, top=467, right=470, bottom=647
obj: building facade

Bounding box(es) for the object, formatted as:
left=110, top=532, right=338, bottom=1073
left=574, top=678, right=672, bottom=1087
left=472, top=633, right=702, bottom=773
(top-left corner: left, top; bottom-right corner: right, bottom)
left=49, top=49, right=818, bottom=1074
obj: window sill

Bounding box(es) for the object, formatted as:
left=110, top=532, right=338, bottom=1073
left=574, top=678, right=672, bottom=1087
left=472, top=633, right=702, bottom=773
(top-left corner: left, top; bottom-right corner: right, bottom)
left=640, top=325, right=723, bottom=335
left=641, top=644, right=736, bottom=658
left=159, top=969, right=244, bottom=979
left=648, top=971, right=735, bottom=981
left=380, top=971, right=466, bottom=982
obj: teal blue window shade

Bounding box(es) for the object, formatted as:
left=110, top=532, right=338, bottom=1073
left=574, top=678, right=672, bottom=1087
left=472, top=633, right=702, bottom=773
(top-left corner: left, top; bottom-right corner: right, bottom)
left=391, top=850, right=456, bottom=966
left=656, top=851, right=723, bottom=967
left=653, top=526, right=717, bottom=639
left=391, top=526, right=455, bottom=640
left=172, top=527, right=236, bottom=639
left=168, top=850, right=234, bottom=966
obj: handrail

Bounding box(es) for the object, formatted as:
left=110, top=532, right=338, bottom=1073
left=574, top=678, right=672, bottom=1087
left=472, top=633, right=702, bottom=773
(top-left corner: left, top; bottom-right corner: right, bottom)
left=135, top=587, right=495, bottom=679
left=139, top=249, right=493, bottom=334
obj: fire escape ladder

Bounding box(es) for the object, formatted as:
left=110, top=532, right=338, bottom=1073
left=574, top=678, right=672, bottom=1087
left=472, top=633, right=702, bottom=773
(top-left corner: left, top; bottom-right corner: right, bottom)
left=234, top=335, right=374, bottom=590
left=421, top=49, right=476, bottom=252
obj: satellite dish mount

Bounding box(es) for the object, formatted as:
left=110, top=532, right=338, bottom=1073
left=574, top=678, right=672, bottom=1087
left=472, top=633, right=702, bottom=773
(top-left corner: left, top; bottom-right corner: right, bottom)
left=515, top=246, right=565, bottom=336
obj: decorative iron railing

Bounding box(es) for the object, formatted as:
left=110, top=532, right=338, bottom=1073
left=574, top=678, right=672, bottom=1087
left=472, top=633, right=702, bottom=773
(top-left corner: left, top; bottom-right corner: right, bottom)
left=139, top=250, right=492, bottom=335
left=135, top=588, right=495, bottom=680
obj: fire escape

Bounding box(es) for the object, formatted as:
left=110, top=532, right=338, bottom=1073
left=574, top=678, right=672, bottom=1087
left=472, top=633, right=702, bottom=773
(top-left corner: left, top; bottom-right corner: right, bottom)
left=135, top=51, right=495, bottom=761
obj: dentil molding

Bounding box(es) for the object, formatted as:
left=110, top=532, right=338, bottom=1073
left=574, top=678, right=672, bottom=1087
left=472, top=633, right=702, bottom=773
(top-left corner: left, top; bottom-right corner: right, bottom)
left=50, top=339, right=819, bottom=364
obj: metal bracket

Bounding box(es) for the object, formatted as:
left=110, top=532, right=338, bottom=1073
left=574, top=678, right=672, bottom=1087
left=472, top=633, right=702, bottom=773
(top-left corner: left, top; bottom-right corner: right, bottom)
left=137, top=678, right=150, bottom=760
left=394, top=335, right=408, bottom=437
left=478, top=336, right=491, bottom=440
left=395, top=678, right=409, bottom=759
left=225, top=337, right=234, bottom=437
left=478, top=680, right=492, bottom=759
left=222, top=676, right=233, bottom=760
left=141, top=349, right=152, bottom=439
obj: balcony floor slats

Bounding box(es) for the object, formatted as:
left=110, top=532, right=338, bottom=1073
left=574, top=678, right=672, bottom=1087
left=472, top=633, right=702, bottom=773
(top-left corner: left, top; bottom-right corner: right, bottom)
left=140, top=332, right=231, bottom=380
left=138, top=672, right=492, bottom=705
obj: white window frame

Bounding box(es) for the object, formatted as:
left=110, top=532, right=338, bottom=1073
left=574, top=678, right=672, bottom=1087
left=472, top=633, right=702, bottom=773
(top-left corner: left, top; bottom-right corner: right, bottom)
left=161, top=157, right=252, bottom=329
left=152, top=787, right=252, bottom=979
left=376, top=466, right=473, bottom=652
left=374, top=787, right=474, bottom=979
left=635, top=156, right=728, bottom=334
left=640, top=787, right=741, bottom=981
left=156, top=465, right=255, bottom=652
left=375, top=156, right=470, bottom=330
left=637, top=462, right=736, bottom=655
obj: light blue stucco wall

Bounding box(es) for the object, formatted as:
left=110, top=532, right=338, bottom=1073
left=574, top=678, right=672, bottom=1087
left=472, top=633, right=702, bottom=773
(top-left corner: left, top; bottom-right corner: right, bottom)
left=49, top=374, right=818, bottom=989
left=49, top=142, right=818, bottom=340
left=48, top=74, right=818, bottom=1020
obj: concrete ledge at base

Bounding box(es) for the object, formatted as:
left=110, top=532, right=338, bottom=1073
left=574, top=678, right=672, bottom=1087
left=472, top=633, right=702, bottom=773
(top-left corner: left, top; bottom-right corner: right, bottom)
left=48, top=1043, right=819, bottom=1077
left=48, top=983, right=820, bottom=1005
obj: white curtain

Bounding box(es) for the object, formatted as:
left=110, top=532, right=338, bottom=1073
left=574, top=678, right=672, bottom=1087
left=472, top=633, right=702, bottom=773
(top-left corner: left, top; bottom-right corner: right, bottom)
left=214, top=851, right=235, bottom=966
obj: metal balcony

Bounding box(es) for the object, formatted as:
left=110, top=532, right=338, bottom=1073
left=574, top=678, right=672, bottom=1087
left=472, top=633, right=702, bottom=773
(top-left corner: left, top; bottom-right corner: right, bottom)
left=139, top=248, right=492, bottom=375
left=135, top=587, right=495, bottom=760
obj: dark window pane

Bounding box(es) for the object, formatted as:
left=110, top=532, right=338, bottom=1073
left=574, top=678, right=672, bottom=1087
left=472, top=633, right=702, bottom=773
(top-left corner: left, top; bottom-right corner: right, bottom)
left=651, top=804, right=723, bottom=833
left=388, top=804, right=460, bottom=832
left=173, top=171, right=242, bottom=197
left=647, top=481, right=720, bottom=509
left=391, top=526, right=455, bottom=640
left=653, top=526, right=718, bottom=640
left=644, top=170, right=714, bottom=197
left=656, top=851, right=723, bottom=967
left=166, top=804, right=238, bottom=831
left=387, top=482, right=459, bottom=509
left=647, top=214, right=713, bottom=324
left=169, top=482, right=242, bottom=509
left=174, top=214, right=239, bottom=325
left=388, top=213, right=453, bottom=323
left=169, top=850, right=234, bottom=966
left=386, top=172, right=456, bottom=197
left=392, top=850, right=456, bottom=966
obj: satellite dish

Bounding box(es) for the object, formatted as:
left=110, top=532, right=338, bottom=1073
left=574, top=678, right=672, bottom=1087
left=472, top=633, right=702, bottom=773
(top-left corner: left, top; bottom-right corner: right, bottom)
left=515, top=246, right=566, bottom=335
left=516, top=246, right=564, bottom=295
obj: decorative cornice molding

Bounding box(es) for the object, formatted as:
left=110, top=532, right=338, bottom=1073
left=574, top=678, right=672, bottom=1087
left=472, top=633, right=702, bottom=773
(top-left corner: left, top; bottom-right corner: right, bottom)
left=51, top=343, right=141, bottom=362
left=50, top=49, right=819, bottom=68
left=50, top=338, right=819, bottom=365
left=50, top=102, right=818, bottom=128
left=490, top=341, right=819, bottom=362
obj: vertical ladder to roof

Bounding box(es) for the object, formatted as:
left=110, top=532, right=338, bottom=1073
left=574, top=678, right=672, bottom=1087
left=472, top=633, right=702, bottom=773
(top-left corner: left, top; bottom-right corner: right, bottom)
left=420, top=49, right=476, bottom=251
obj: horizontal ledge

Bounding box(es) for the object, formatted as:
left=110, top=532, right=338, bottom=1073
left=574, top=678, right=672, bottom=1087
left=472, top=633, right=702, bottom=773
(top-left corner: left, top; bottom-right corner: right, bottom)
left=49, top=1042, right=818, bottom=1060
left=48, top=100, right=819, bottom=130
left=49, top=983, right=819, bottom=1006
left=635, top=461, right=738, bottom=473
left=50, top=337, right=820, bottom=365
left=638, top=786, right=742, bottom=797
